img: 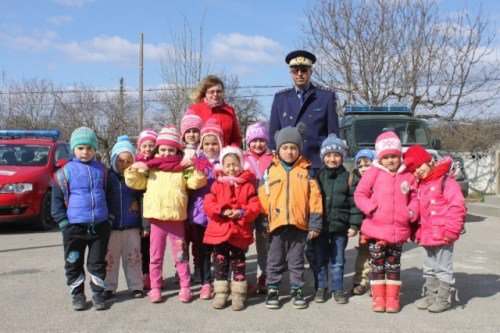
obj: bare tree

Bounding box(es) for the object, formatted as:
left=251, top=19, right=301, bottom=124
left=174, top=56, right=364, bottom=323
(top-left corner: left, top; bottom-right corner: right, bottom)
left=156, top=15, right=209, bottom=126
left=302, top=0, right=499, bottom=120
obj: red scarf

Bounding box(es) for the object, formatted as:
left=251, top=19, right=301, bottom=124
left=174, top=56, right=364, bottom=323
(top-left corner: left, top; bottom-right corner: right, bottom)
left=147, top=154, right=184, bottom=172
left=420, top=160, right=451, bottom=185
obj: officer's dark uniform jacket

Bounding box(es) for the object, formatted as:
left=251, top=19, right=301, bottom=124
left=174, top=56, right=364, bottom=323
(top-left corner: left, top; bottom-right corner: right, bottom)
left=269, top=83, right=340, bottom=169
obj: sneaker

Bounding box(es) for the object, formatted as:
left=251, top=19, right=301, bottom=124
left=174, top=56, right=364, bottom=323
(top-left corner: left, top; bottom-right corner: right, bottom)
left=333, top=290, right=348, bottom=304
left=92, top=292, right=108, bottom=310
left=148, top=288, right=162, bottom=303
left=142, top=274, right=151, bottom=290
left=72, top=293, right=87, bottom=311
left=314, top=288, right=327, bottom=303
left=291, top=289, right=308, bottom=309
left=179, top=287, right=192, bottom=303
left=265, top=289, right=280, bottom=309
left=131, top=290, right=145, bottom=298
left=256, top=275, right=268, bottom=294
left=103, top=290, right=114, bottom=301
left=200, top=283, right=213, bottom=300
left=351, top=284, right=367, bottom=296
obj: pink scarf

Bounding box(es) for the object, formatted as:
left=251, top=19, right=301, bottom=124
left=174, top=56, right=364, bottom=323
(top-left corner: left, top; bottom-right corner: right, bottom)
left=203, top=97, right=224, bottom=109
left=217, top=175, right=246, bottom=187
left=147, top=154, right=184, bottom=172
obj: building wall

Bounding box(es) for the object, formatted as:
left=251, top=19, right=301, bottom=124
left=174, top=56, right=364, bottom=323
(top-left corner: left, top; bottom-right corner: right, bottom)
left=455, top=150, right=499, bottom=195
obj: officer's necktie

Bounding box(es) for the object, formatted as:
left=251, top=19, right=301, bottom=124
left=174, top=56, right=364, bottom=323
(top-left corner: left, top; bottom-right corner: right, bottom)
left=298, top=91, right=306, bottom=106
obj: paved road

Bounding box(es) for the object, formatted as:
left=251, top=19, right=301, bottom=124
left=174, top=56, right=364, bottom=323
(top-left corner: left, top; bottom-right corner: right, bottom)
left=0, top=213, right=499, bottom=332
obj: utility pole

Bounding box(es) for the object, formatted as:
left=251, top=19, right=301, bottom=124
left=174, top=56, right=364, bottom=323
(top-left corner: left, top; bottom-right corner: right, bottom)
left=138, top=32, right=144, bottom=132
left=119, top=77, right=124, bottom=122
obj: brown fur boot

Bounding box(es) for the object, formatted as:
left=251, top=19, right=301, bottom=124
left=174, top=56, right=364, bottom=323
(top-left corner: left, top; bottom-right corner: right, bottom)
left=212, top=280, right=229, bottom=309
left=231, top=280, right=247, bottom=311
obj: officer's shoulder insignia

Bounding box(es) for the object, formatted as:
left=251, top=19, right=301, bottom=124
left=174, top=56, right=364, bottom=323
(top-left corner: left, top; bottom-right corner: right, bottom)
left=316, top=85, right=335, bottom=92
left=275, top=87, right=293, bottom=95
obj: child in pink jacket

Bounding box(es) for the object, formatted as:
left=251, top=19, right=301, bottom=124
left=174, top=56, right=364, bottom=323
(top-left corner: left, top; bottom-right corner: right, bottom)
left=354, top=131, right=419, bottom=313
left=404, top=144, right=466, bottom=313
left=243, top=122, right=273, bottom=294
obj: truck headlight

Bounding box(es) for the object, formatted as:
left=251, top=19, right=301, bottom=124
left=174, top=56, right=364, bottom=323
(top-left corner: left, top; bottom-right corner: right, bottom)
left=0, top=183, right=33, bottom=194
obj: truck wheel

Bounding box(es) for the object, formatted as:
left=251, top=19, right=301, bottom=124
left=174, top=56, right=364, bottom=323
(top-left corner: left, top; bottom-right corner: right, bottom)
left=33, top=191, right=56, bottom=230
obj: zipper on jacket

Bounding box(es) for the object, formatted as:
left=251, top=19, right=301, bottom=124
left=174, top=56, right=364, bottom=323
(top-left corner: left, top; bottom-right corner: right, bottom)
left=86, top=164, right=95, bottom=225
left=286, top=168, right=290, bottom=225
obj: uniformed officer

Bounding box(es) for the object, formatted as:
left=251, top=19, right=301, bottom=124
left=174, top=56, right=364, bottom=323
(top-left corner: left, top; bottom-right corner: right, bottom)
left=269, top=49, right=340, bottom=171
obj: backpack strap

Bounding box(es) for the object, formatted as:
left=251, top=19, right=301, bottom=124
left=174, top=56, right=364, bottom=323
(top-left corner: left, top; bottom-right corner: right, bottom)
left=54, top=167, right=70, bottom=206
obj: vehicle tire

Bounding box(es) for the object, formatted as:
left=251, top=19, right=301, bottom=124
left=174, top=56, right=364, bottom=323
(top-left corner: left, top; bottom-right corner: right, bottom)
left=33, top=191, right=56, bottom=230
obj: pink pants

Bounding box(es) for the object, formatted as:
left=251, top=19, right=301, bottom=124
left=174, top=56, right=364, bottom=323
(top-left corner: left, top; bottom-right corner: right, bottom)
left=149, top=221, right=191, bottom=289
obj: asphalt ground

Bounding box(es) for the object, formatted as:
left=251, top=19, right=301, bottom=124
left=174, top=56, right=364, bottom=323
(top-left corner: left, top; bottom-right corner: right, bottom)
left=0, top=212, right=498, bottom=332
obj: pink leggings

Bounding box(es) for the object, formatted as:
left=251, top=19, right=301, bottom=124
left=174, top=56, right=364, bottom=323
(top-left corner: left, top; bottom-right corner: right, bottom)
left=149, top=221, right=191, bottom=289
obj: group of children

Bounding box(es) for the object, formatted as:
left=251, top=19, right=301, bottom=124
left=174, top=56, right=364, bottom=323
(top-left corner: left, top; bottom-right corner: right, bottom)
left=52, top=116, right=466, bottom=314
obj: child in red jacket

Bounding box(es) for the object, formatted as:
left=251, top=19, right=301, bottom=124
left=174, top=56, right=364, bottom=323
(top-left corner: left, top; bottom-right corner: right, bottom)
left=354, top=131, right=419, bottom=313
left=404, top=145, right=466, bottom=313
left=203, top=146, right=262, bottom=311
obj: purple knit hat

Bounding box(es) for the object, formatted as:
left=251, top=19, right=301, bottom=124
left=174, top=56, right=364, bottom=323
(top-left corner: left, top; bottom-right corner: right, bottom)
left=245, top=122, right=269, bottom=148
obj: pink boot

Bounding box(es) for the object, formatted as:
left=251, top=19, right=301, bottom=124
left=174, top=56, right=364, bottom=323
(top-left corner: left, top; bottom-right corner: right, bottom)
left=179, top=287, right=192, bottom=303
left=200, top=283, right=213, bottom=300
left=148, top=288, right=161, bottom=303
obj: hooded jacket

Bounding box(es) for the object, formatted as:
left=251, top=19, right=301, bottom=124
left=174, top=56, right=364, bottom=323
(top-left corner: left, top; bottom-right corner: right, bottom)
left=203, top=170, right=261, bottom=249
left=354, top=161, right=419, bottom=243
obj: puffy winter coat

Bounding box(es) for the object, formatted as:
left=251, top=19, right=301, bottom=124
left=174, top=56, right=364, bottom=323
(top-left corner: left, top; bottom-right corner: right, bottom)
left=188, top=102, right=242, bottom=147
left=317, top=165, right=363, bottom=234
left=354, top=162, right=419, bottom=243
left=258, top=155, right=323, bottom=234
left=416, top=175, right=466, bottom=246
left=244, top=150, right=273, bottom=187
left=52, top=158, right=108, bottom=225
left=124, top=166, right=206, bottom=222
left=107, top=170, right=141, bottom=229
left=203, top=170, right=262, bottom=249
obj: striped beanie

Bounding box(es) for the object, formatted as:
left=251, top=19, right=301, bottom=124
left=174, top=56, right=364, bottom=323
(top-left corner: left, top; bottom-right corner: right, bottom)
left=138, top=128, right=158, bottom=148
left=199, top=118, right=224, bottom=150
left=111, top=135, right=136, bottom=173
left=375, top=131, right=402, bottom=159
left=70, top=126, right=98, bottom=151
left=156, top=126, right=182, bottom=150
left=181, top=109, right=203, bottom=140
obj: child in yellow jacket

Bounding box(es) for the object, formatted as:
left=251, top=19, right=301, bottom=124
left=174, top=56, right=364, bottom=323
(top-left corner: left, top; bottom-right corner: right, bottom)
left=258, top=125, right=323, bottom=310
left=125, top=126, right=206, bottom=304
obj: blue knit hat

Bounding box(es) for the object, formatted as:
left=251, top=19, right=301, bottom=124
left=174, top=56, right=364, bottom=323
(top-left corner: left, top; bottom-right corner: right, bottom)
left=111, top=135, right=136, bottom=173
left=70, top=126, right=98, bottom=151
left=355, top=149, right=376, bottom=165
left=320, top=134, right=347, bottom=160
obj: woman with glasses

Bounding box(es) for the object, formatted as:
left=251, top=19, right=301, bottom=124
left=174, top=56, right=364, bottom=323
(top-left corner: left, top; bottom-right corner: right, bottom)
left=187, top=75, right=242, bottom=148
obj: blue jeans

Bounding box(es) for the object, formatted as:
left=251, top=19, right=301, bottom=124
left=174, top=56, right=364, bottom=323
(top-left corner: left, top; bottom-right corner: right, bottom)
left=313, top=233, right=348, bottom=291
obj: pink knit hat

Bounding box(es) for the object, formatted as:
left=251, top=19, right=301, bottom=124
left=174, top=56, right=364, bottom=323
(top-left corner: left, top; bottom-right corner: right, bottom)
left=245, top=122, right=269, bottom=148
left=180, top=109, right=203, bottom=140
left=199, top=118, right=224, bottom=150
left=156, top=126, right=182, bottom=150
left=375, top=131, right=402, bottom=159
left=137, top=128, right=158, bottom=148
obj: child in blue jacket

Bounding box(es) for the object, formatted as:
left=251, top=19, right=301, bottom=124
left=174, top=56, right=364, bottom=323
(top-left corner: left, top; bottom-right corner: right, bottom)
left=51, top=127, right=111, bottom=311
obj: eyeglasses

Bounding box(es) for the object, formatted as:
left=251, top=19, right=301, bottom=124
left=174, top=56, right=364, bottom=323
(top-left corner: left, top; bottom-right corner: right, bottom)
left=290, top=66, right=310, bottom=74
left=206, top=88, right=224, bottom=95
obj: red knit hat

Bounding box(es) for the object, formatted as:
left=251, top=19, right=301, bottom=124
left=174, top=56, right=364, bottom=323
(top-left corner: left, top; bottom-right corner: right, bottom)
left=403, top=144, right=432, bottom=172
left=180, top=109, right=203, bottom=140
left=156, top=126, right=182, bottom=150
left=199, top=118, right=224, bottom=150
left=137, top=128, right=157, bottom=148
left=375, top=131, right=402, bottom=159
